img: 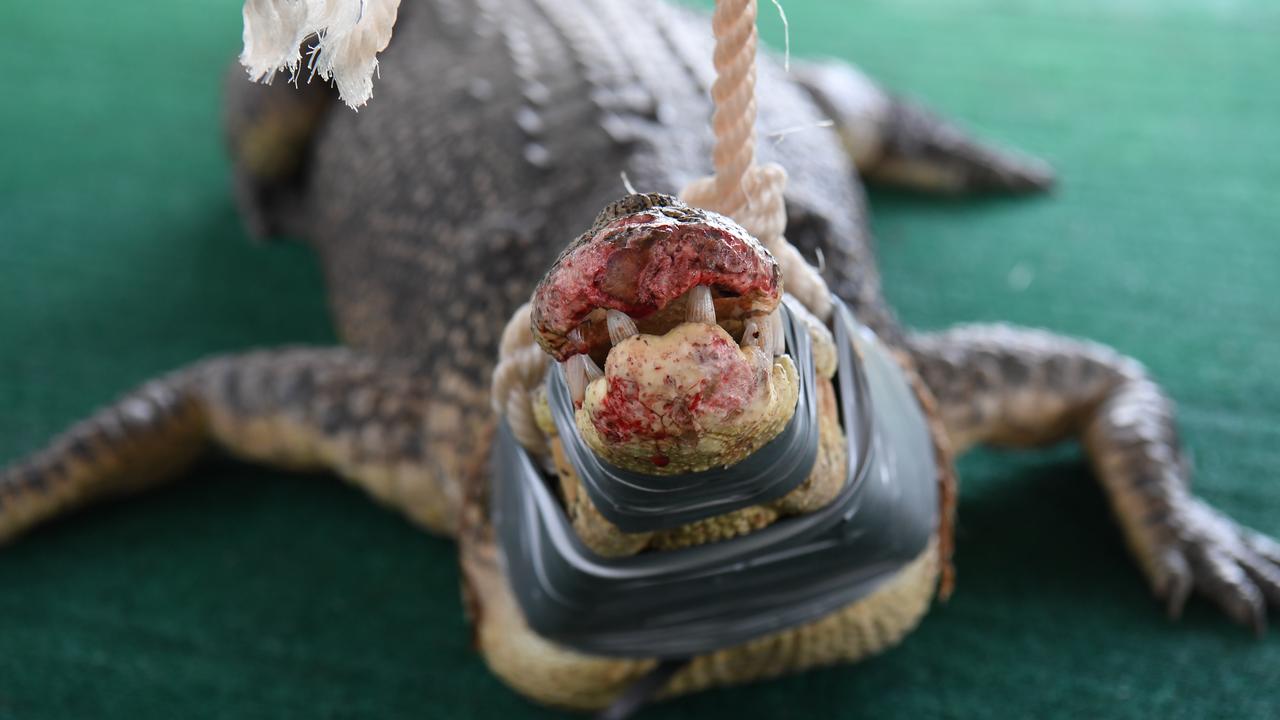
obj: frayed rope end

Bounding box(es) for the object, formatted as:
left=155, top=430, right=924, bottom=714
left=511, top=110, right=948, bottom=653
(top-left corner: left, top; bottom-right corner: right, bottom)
left=239, top=0, right=401, bottom=110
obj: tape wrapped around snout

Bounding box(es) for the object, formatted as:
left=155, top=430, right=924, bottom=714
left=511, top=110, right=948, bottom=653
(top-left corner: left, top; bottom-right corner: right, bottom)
left=546, top=297, right=819, bottom=532
left=491, top=297, right=939, bottom=658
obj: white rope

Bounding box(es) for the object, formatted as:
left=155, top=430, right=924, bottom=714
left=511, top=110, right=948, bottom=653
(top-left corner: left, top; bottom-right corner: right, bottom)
left=490, top=303, right=549, bottom=454
left=241, top=0, right=402, bottom=109
left=679, top=0, right=832, bottom=321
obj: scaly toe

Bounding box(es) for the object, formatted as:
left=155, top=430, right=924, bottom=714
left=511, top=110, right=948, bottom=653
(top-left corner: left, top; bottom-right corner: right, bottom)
left=1185, top=539, right=1267, bottom=634
left=1160, top=548, right=1194, bottom=620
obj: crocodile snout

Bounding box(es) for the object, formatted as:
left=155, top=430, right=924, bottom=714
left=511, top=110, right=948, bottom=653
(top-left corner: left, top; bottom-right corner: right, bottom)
left=531, top=194, right=798, bottom=474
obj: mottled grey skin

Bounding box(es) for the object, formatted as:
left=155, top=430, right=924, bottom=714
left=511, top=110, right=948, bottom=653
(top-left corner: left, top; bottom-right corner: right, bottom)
left=2, top=0, right=1279, bottom=711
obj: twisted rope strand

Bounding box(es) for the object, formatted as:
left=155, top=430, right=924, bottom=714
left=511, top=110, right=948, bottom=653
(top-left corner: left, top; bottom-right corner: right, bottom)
left=490, top=303, right=549, bottom=454
left=682, top=0, right=832, bottom=320
left=708, top=0, right=759, bottom=214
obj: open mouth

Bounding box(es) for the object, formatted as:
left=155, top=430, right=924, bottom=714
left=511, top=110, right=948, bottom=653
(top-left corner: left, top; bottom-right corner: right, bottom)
left=531, top=195, right=783, bottom=365
left=531, top=194, right=799, bottom=474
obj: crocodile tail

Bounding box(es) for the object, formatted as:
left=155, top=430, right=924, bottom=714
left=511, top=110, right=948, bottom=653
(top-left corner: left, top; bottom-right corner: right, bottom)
left=222, top=63, right=336, bottom=241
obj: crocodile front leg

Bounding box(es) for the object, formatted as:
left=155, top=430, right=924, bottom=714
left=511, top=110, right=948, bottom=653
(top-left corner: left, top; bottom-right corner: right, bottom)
left=909, top=324, right=1280, bottom=631
left=0, top=348, right=484, bottom=543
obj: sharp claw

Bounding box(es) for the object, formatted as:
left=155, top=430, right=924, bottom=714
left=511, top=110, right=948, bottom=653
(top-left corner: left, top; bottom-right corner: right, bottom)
left=1162, top=549, right=1194, bottom=621
left=607, top=310, right=638, bottom=345
left=1185, top=540, right=1268, bottom=633
left=1237, top=548, right=1280, bottom=610
left=1222, top=586, right=1264, bottom=634
left=685, top=285, right=715, bottom=324
left=1240, top=595, right=1267, bottom=638
left=1242, top=527, right=1280, bottom=566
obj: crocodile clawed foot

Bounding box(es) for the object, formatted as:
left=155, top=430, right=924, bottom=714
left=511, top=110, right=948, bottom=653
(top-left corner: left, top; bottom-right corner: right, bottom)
left=1156, top=497, right=1280, bottom=635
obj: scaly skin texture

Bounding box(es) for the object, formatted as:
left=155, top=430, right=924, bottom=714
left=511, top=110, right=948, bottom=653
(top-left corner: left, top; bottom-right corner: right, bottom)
left=2, top=0, right=1278, bottom=713
left=0, top=348, right=481, bottom=544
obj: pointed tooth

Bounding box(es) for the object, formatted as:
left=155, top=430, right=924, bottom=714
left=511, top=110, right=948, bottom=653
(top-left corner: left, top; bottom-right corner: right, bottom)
left=565, top=353, right=604, bottom=406
left=759, top=318, right=778, bottom=358
left=741, top=317, right=766, bottom=352
left=563, top=328, right=604, bottom=406
left=563, top=357, right=587, bottom=406
left=567, top=327, right=586, bottom=354
left=607, top=310, right=638, bottom=345
left=768, top=309, right=785, bottom=357
left=582, top=353, right=604, bottom=381
left=741, top=313, right=783, bottom=357
left=685, top=285, right=715, bottom=324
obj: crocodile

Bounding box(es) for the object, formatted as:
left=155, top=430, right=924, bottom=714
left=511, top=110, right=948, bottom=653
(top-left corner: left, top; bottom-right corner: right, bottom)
left=3, top=0, right=1279, bottom=714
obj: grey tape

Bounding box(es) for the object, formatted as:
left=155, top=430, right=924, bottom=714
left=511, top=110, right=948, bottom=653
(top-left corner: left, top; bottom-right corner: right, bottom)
left=547, top=298, right=818, bottom=532
left=491, top=297, right=939, bottom=658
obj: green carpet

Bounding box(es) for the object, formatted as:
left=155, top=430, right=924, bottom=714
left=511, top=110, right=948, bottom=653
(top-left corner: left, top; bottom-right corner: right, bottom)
left=2, top=0, right=1278, bottom=717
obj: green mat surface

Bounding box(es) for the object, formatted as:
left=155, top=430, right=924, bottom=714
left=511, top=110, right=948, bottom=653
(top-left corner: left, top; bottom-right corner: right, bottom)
left=2, top=1, right=1279, bottom=717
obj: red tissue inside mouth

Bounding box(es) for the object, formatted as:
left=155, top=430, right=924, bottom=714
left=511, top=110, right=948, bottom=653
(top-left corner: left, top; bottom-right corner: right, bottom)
left=533, top=212, right=779, bottom=361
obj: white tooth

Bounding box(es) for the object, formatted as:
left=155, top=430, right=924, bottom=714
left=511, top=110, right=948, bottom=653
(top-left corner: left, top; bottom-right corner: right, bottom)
left=563, top=328, right=604, bottom=405
left=741, top=312, right=784, bottom=357
left=686, top=285, right=715, bottom=324
left=582, top=353, right=604, bottom=381
left=741, top=317, right=765, bottom=352
left=768, top=309, right=786, bottom=357
left=759, top=318, right=778, bottom=358
left=607, top=309, right=638, bottom=344
left=564, top=353, right=603, bottom=406
left=563, top=357, right=587, bottom=406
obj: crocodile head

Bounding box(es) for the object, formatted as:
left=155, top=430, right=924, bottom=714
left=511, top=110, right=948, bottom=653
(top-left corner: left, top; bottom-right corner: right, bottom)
left=531, top=194, right=800, bottom=475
